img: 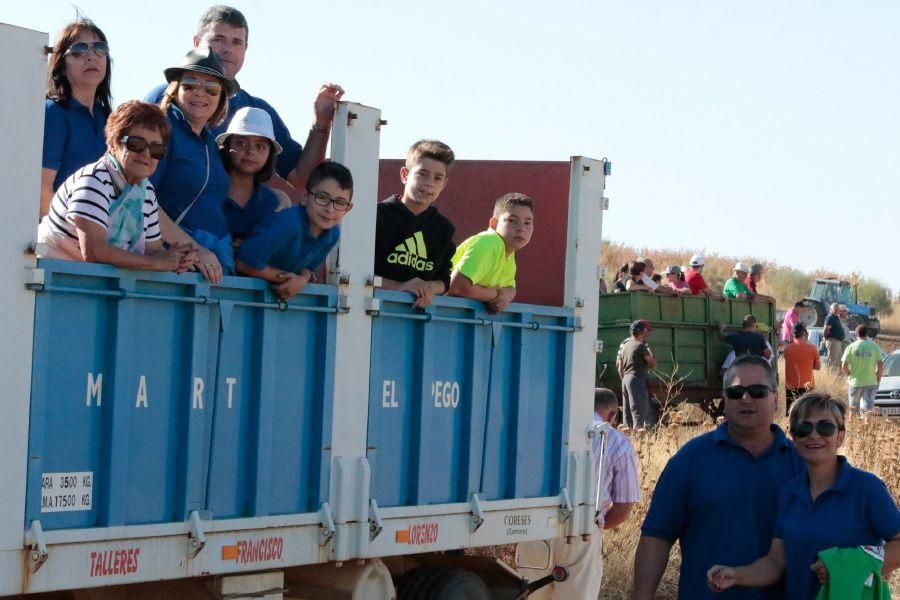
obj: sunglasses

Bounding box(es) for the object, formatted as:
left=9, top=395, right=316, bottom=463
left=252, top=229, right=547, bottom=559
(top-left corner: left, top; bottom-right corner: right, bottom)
left=309, top=191, right=352, bottom=211
left=724, top=384, right=773, bottom=400
left=120, top=136, right=166, bottom=160
left=65, top=41, right=109, bottom=58
left=791, top=419, right=839, bottom=438
left=180, top=78, right=222, bottom=97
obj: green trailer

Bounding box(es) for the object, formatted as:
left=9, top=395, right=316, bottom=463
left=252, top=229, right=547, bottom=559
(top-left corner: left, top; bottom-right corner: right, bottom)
left=596, top=293, right=778, bottom=417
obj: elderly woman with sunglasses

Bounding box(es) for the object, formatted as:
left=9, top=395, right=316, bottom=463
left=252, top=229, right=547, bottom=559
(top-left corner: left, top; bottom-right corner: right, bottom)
left=41, top=19, right=113, bottom=218
left=708, top=393, right=900, bottom=599
left=37, top=100, right=195, bottom=272
left=151, top=47, right=235, bottom=280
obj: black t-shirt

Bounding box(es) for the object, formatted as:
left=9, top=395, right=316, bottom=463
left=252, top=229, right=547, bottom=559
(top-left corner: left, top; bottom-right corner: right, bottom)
left=725, top=331, right=767, bottom=357
left=824, top=314, right=846, bottom=341
left=374, top=195, right=456, bottom=289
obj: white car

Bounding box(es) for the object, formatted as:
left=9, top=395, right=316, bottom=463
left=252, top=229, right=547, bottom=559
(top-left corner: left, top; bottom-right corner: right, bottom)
left=875, top=350, right=900, bottom=417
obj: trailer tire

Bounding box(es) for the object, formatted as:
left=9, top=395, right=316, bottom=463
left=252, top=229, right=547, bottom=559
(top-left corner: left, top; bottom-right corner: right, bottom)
left=397, top=567, right=491, bottom=600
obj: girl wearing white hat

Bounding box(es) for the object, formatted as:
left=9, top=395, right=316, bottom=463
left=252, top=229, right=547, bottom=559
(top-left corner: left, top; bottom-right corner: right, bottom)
left=217, top=107, right=289, bottom=245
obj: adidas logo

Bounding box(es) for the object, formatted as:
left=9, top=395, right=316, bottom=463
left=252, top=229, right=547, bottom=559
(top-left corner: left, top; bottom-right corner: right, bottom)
left=387, top=231, right=435, bottom=272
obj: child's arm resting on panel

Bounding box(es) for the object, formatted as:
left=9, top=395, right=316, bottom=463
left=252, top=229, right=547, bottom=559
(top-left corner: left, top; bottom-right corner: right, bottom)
left=236, top=261, right=312, bottom=301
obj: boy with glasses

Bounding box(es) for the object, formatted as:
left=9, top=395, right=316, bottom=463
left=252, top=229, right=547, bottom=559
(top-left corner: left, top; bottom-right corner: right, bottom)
left=236, top=161, right=352, bottom=300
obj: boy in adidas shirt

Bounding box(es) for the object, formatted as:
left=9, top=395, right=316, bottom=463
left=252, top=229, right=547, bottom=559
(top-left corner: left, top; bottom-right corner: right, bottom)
left=448, top=193, right=534, bottom=314
left=374, top=140, right=456, bottom=308
left=236, top=161, right=353, bottom=300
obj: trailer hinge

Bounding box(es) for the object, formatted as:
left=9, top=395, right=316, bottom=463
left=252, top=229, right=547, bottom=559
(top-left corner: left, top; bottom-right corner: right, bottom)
left=25, top=267, right=46, bottom=292
left=368, top=499, right=384, bottom=541
left=365, top=296, right=382, bottom=316
left=188, top=510, right=208, bottom=558
left=469, top=492, right=485, bottom=532
left=559, top=488, right=574, bottom=524
left=319, top=502, right=336, bottom=546
left=27, top=520, right=48, bottom=573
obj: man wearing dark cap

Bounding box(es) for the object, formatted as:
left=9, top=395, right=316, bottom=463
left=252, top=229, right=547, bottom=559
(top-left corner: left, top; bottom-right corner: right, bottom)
left=616, top=320, right=657, bottom=429
left=782, top=323, right=820, bottom=415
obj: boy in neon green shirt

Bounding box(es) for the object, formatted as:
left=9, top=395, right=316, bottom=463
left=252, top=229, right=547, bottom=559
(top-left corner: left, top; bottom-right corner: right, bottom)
left=448, top=193, right=534, bottom=313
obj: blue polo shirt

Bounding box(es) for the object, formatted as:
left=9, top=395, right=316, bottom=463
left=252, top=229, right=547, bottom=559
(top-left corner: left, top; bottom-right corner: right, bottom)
left=150, top=105, right=230, bottom=238
left=43, top=98, right=109, bottom=190
left=146, top=84, right=302, bottom=179
left=774, top=456, right=900, bottom=600
left=224, top=184, right=279, bottom=240
left=237, top=206, right=339, bottom=274
left=641, top=423, right=805, bottom=599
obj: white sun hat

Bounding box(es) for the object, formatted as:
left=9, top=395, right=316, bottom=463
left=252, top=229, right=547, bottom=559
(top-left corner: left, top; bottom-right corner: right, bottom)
left=215, top=107, right=283, bottom=154
left=734, top=261, right=751, bottom=273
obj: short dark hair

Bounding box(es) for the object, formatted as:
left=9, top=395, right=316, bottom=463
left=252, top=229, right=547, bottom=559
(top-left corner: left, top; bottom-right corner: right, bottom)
left=723, top=355, right=777, bottom=391
left=306, top=161, right=354, bottom=198
left=792, top=323, right=807, bottom=338
left=492, top=192, right=534, bottom=218
left=197, top=5, right=249, bottom=42
left=219, top=137, right=276, bottom=183
left=405, top=139, right=455, bottom=170
left=742, top=314, right=757, bottom=329
left=629, top=260, right=646, bottom=277
left=105, top=100, right=171, bottom=150
left=793, top=300, right=804, bottom=309
left=47, top=18, right=113, bottom=116
left=594, top=388, right=618, bottom=412
left=856, top=325, right=868, bottom=338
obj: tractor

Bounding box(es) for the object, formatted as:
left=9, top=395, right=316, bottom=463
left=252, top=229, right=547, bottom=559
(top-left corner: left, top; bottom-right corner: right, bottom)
left=797, top=279, right=881, bottom=338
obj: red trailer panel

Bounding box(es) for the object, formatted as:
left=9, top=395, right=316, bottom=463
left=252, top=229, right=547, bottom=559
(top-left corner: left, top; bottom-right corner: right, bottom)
left=378, top=160, right=570, bottom=306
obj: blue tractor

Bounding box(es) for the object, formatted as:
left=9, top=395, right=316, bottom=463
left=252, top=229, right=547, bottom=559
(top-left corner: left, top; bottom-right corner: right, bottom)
left=797, top=279, right=881, bottom=338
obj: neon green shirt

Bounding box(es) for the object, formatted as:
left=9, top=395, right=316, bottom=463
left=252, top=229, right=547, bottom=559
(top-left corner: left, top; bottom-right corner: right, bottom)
left=722, top=277, right=752, bottom=298
left=841, top=339, right=882, bottom=387
left=451, top=229, right=516, bottom=288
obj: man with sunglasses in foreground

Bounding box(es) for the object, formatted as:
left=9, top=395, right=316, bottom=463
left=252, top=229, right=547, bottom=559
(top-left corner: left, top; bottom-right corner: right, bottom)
left=632, top=355, right=805, bottom=599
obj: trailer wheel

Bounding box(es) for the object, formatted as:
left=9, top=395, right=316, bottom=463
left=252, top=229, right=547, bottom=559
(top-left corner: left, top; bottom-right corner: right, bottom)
left=397, top=567, right=491, bottom=600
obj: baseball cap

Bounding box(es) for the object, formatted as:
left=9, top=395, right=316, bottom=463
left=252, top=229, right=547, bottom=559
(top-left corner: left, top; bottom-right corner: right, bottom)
left=750, top=263, right=764, bottom=276
left=690, top=254, right=705, bottom=267
left=630, top=319, right=653, bottom=334
left=734, top=262, right=751, bottom=273
left=664, top=265, right=682, bottom=275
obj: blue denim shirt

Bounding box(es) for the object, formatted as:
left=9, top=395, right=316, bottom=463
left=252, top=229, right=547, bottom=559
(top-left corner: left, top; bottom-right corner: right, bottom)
left=43, top=98, right=109, bottom=191
left=641, top=423, right=805, bottom=599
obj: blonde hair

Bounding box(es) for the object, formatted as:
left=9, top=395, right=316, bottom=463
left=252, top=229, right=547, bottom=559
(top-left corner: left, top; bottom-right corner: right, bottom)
left=159, top=78, right=227, bottom=128
left=788, top=391, right=847, bottom=432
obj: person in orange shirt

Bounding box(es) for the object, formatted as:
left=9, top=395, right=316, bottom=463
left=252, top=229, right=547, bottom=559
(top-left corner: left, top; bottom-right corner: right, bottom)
left=782, top=323, right=820, bottom=415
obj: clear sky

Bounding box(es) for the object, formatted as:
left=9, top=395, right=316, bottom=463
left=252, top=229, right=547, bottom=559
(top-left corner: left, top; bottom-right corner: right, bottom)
left=6, top=1, right=899, bottom=293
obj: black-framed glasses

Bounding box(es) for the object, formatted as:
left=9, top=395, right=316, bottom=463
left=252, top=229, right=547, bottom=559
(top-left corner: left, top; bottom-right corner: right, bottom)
left=791, top=419, right=839, bottom=438
left=180, top=78, right=222, bottom=97
left=65, top=41, right=109, bottom=58
left=724, top=384, right=773, bottom=400
left=120, top=136, right=166, bottom=160
left=309, top=191, right=351, bottom=211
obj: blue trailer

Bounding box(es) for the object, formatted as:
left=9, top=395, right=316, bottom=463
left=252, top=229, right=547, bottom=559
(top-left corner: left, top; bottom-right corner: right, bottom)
left=0, top=22, right=611, bottom=598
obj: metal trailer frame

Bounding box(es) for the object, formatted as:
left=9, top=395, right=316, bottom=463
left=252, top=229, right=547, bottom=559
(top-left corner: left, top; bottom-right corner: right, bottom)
left=0, top=23, right=610, bottom=596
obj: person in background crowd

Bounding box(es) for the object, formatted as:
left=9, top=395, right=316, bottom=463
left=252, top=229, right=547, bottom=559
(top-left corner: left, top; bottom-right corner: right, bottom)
left=153, top=47, right=235, bottom=276
left=636, top=257, right=677, bottom=296
left=633, top=355, right=804, bottom=600
left=724, top=315, right=772, bottom=360
left=823, top=303, right=847, bottom=370
left=599, top=266, right=609, bottom=294
left=612, top=263, right=629, bottom=293
left=41, top=18, right=113, bottom=217
left=217, top=107, right=289, bottom=247
left=664, top=265, right=690, bottom=292
left=781, top=300, right=804, bottom=344
left=625, top=261, right=653, bottom=292
left=745, top=263, right=777, bottom=303
left=723, top=262, right=754, bottom=299
left=146, top=5, right=343, bottom=198
left=685, top=254, right=720, bottom=297
left=707, top=393, right=899, bottom=599
left=38, top=100, right=195, bottom=273
left=783, top=323, right=820, bottom=416
left=516, top=388, right=641, bottom=599
left=841, top=325, right=884, bottom=421
left=616, top=319, right=656, bottom=429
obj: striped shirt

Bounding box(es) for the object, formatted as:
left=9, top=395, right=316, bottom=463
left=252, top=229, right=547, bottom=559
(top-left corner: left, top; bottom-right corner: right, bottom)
left=46, top=158, right=161, bottom=243
left=593, top=412, right=641, bottom=527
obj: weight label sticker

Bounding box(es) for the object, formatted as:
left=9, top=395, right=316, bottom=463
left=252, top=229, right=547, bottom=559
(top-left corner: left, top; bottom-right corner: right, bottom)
left=41, top=471, right=93, bottom=512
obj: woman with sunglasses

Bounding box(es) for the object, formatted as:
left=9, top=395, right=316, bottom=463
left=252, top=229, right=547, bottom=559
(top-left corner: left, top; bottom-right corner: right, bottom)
left=151, top=47, right=235, bottom=278
left=37, top=101, right=195, bottom=272
left=708, top=392, right=900, bottom=598
left=41, top=19, right=113, bottom=218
